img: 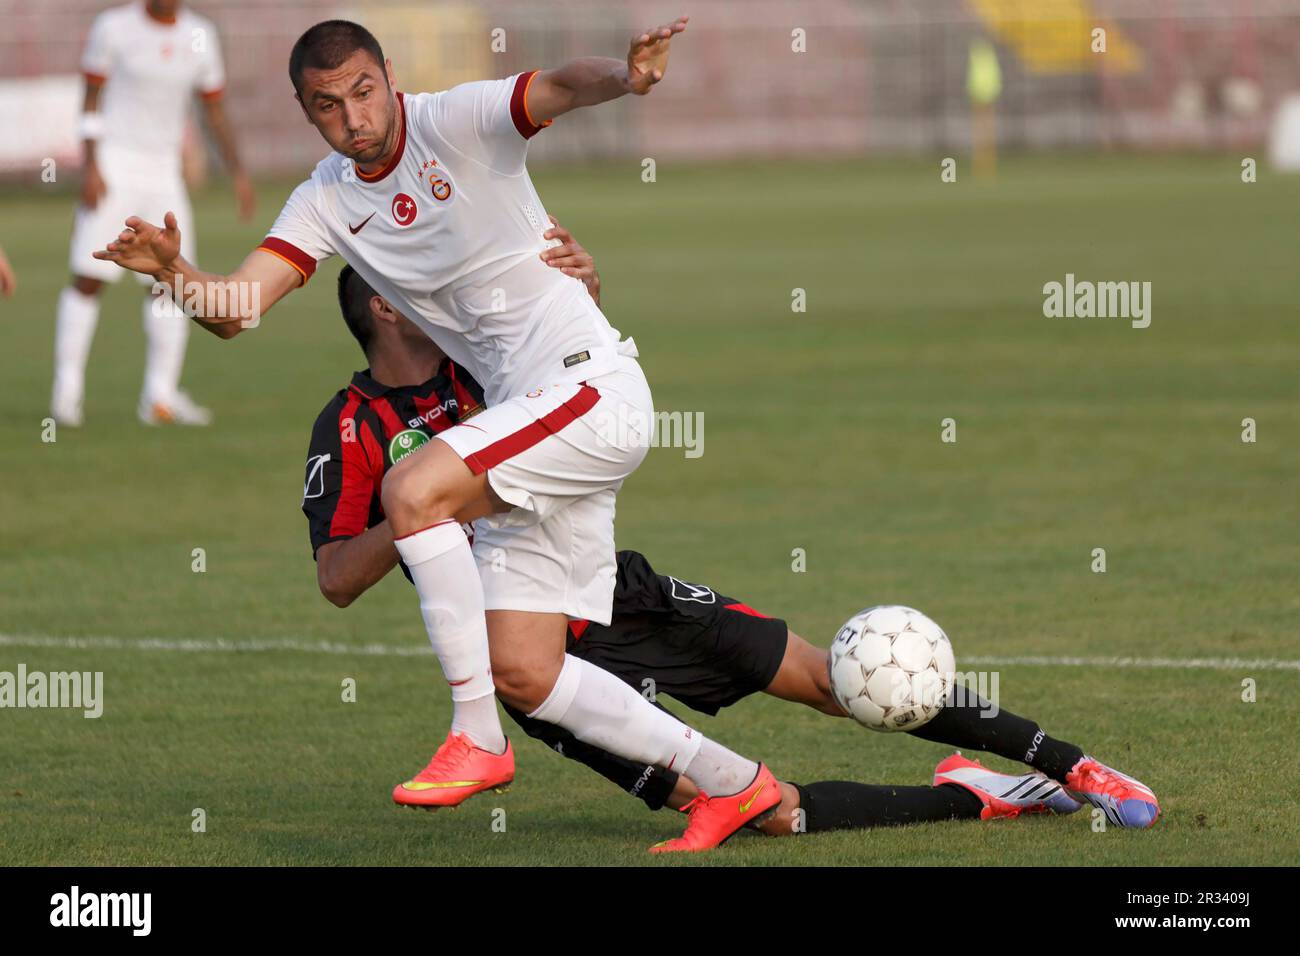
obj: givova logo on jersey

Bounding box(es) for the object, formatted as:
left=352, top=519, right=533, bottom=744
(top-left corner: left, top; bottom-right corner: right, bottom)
left=407, top=397, right=458, bottom=429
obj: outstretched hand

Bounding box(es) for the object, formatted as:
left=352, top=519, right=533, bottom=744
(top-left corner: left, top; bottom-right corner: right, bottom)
left=92, top=211, right=183, bottom=277
left=625, top=16, right=688, bottom=95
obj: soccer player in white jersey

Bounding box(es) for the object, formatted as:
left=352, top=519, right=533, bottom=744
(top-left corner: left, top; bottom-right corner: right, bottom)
left=56, top=0, right=254, bottom=426
left=94, top=16, right=785, bottom=852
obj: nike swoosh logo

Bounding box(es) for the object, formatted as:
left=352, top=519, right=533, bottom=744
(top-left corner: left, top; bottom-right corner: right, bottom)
left=402, top=780, right=483, bottom=791
left=448, top=677, right=472, bottom=686
left=739, top=780, right=768, bottom=814
left=349, top=212, right=376, bottom=234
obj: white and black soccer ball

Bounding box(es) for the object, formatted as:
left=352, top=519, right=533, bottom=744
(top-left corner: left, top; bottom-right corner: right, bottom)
left=828, top=605, right=956, bottom=732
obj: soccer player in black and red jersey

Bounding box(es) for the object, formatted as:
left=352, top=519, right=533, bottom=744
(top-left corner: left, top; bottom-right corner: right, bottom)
left=300, top=218, right=1163, bottom=834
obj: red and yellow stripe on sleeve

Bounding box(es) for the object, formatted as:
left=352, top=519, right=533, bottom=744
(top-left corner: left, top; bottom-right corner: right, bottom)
left=256, top=237, right=317, bottom=286
left=510, top=70, right=553, bottom=140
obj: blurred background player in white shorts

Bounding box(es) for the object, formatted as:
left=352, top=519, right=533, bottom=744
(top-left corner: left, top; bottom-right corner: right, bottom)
left=55, top=0, right=254, bottom=426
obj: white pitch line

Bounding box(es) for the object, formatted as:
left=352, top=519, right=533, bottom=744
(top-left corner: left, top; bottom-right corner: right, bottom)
left=962, top=654, right=1300, bottom=672
left=0, top=634, right=433, bottom=658
left=1, top=633, right=1298, bottom=672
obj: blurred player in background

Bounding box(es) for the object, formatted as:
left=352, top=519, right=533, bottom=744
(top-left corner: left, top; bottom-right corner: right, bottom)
left=0, top=246, right=15, bottom=297
left=54, top=0, right=254, bottom=426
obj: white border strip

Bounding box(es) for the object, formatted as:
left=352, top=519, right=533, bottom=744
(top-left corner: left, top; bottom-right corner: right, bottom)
left=1, top=634, right=1298, bottom=671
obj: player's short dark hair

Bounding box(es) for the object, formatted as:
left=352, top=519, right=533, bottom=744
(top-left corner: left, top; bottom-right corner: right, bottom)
left=337, top=264, right=376, bottom=356
left=289, top=20, right=387, bottom=95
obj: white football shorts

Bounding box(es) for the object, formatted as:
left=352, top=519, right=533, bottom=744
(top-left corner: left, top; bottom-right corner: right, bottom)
left=437, top=353, right=653, bottom=625
left=68, top=145, right=195, bottom=285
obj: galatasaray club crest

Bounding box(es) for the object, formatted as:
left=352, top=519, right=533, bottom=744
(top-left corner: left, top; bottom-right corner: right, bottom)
left=391, top=193, right=418, bottom=226
left=419, top=158, right=455, bottom=203
left=388, top=428, right=429, bottom=464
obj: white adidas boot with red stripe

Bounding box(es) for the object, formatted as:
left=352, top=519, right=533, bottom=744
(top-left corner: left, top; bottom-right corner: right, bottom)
left=933, top=752, right=1082, bottom=819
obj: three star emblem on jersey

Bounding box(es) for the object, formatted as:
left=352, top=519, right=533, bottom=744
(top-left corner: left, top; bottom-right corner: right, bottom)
left=391, top=193, right=418, bottom=227
left=420, top=159, right=455, bottom=202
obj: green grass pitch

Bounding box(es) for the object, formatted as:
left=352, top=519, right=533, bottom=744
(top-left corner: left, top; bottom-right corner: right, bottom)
left=0, top=156, right=1297, bottom=865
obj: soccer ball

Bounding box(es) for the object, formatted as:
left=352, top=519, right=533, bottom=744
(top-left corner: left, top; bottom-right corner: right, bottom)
left=828, top=605, right=956, bottom=732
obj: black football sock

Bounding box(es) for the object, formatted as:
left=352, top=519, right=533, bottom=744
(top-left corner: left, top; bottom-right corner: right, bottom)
left=907, top=693, right=1085, bottom=784
left=792, top=780, right=982, bottom=833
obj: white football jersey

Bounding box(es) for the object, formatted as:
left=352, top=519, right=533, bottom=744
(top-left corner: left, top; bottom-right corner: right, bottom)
left=258, top=74, right=631, bottom=406
left=81, top=2, right=226, bottom=169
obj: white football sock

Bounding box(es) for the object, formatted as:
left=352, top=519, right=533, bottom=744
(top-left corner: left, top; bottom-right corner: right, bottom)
left=52, top=286, right=100, bottom=415
left=682, top=738, right=759, bottom=798
left=142, top=293, right=190, bottom=406
left=393, top=520, right=505, bottom=754
left=450, top=694, right=504, bottom=750
left=529, top=654, right=729, bottom=779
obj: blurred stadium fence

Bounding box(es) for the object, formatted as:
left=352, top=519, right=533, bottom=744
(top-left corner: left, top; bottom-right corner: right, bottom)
left=5, top=0, right=1300, bottom=179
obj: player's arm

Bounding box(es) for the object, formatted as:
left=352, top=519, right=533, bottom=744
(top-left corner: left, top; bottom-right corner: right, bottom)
left=525, top=16, right=688, bottom=124
left=93, top=213, right=299, bottom=337
left=78, top=10, right=113, bottom=211
left=79, top=78, right=107, bottom=210
left=200, top=96, right=256, bottom=221
left=191, top=20, right=253, bottom=220
left=315, top=524, right=400, bottom=608
left=303, top=406, right=398, bottom=605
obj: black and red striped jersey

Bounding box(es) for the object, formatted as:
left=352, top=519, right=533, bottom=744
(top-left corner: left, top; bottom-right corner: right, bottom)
left=301, top=359, right=484, bottom=555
